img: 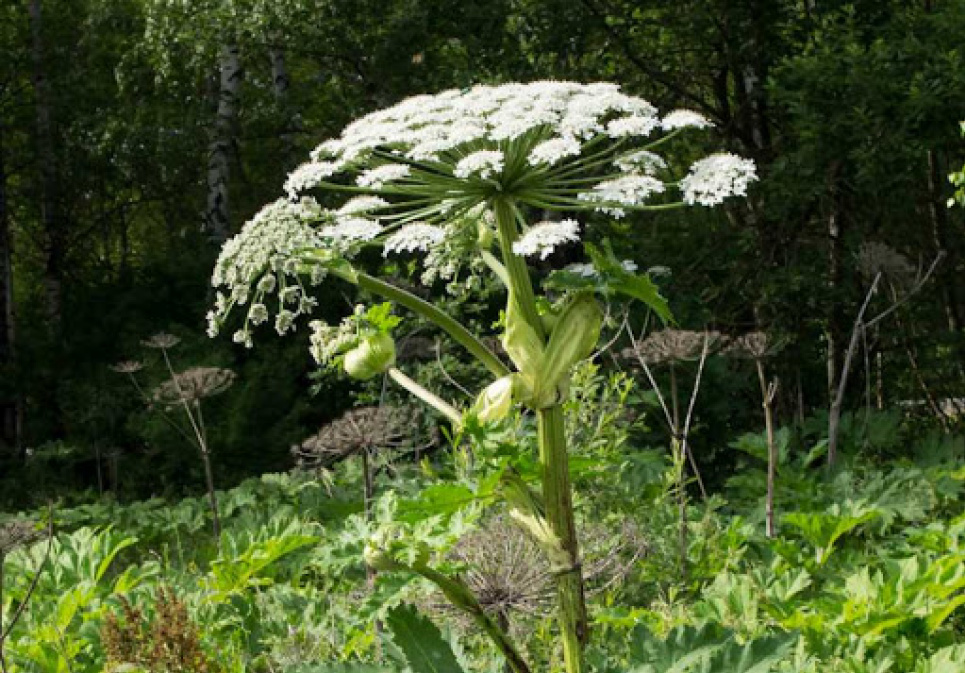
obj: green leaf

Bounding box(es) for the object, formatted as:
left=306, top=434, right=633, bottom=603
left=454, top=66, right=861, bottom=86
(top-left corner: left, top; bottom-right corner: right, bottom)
left=386, top=604, right=465, bottom=673
left=627, top=625, right=795, bottom=673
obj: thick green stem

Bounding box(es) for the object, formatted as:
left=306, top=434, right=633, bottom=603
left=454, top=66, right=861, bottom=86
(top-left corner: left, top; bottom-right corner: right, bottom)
left=539, top=406, right=589, bottom=672
left=350, top=271, right=510, bottom=379
left=492, top=199, right=543, bottom=336
left=492, top=197, right=587, bottom=673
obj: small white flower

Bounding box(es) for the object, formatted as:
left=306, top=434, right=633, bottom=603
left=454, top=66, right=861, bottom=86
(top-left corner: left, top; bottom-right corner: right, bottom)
left=249, top=303, right=269, bottom=325
left=383, top=223, right=447, bottom=256
left=579, top=175, right=666, bottom=217
left=337, top=196, right=390, bottom=217
left=512, top=219, right=581, bottom=260
left=661, top=109, right=713, bottom=130
left=275, top=310, right=296, bottom=335
left=606, top=115, right=659, bottom=138
left=454, top=150, right=505, bottom=179
left=356, top=164, right=411, bottom=188
left=320, top=217, right=383, bottom=241
left=528, top=136, right=582, bottom=166
left=680, top=153, right=757, bottom=206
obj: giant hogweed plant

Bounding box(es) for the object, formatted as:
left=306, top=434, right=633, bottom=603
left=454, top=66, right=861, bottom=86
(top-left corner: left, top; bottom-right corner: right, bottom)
left=207, top=81, right=756, bottom=673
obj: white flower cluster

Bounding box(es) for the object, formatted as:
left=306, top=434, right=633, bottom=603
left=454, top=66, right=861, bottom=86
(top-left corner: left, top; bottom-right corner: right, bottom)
left=579, top=175, right=666, bottom=217
left=512, top=219, right=581, bottom=260
left=308, top=319, right=357, bottom=367
left=208, top=198, right=326, bottom=345
left=661, top=109, right=713, bottom=131
left=614, top=150, right=667, bottom=174
left=285, top=82, right=663, bottom=197
left=337, top=196, right=389, bottom=216
left=680, top=153, right=758, bottom=206
left=356, top=164, right=411, bottom=189
left=383, top=223, right=447, bottom=256
left=319, top=217, right=382, bottom=242
left=454, top=150, right=505, bottom=179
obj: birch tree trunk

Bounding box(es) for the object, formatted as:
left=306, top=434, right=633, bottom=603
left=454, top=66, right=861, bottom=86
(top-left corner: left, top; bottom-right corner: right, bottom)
left=269, top=46, right=296, bottom=163
left=204, top=44, right=242, bottom=244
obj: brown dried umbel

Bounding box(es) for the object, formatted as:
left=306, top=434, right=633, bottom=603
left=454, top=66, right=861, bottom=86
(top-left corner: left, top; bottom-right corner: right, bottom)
left=152, top=367, right=236, bottom=407
left=433, top=516, right=648, bottom=630
left=0, top=520, right=41, bottom=555
left=856, top=242, right=916, bottom=288
left=109, top=360, right=144, bottom=374
left=292, top=405, right=412, bottom=469
left=623, top=329, right=718, bottom=365
left=102, top=586, right=222, bottom=673
left=722, top=331, right=782, bottom=361
left=141, top=332, right=182, bottom=350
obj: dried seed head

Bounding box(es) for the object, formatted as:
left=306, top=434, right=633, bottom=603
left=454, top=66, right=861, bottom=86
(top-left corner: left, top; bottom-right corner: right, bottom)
left=110, top=360, right=144, bottom=374
left=0, top=520, right=42, bottom=555
left=428, top=515, right=648, bottom=627
left=723, top=331, right=783, bottom=360
left=142, top=332, right=181, bottom=350
left=292, top=406, right=411, bottom=468
left=153, top=367, right=236, bottom=406
left=857, top=242, right=915, bottom=287
left=623, top=329, right=716, bottom=365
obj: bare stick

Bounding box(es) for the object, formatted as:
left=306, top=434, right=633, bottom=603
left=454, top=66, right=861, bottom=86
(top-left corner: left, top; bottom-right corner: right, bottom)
left=828, top=253, right=942, bottom=466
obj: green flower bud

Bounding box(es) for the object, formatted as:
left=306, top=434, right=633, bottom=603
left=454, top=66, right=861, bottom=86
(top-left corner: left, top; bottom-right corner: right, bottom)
left=472, top=375, right=518, bottom=424
left=343, top=333, right=396, bottom=380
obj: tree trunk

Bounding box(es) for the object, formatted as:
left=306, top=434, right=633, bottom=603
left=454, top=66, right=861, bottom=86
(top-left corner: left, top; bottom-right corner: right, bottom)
left=269, top=46, right=297, bottom=164
left=826, top=164, right=844, bottom=405
left=204, top=44, right=242, bottom=244
left=28, top=0, right=62, bottom=330
left=926, top=150, right=963, bottom=334
left=0, top=120, right=20, bottom=457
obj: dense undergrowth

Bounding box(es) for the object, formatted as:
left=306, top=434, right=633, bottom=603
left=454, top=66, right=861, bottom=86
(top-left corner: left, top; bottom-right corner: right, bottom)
left=2, top=365, right=964, bottom=672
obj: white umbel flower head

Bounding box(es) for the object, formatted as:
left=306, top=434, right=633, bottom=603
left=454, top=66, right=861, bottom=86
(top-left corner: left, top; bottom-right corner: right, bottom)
left=337, top=196, right=390, bottom=217
left=454, top=150, right=505, bottom=179
left=528, top=136, right=582, bottom=166
left=661, top=110, right=713, bottom=130
left=680, top=153, right=758, bottom=206
left=614, top=150, right=667, bottom=174
left=383, top=223, right=447, bottom=256
left=512, top=219, right=581, bottom=260
left=320, top=217, right=383, bottom=241
left=284, top=161, right=342, bottom=199
left=579, top=175, right=666, bottom=217
left=356, top=164, right=412, bottom=188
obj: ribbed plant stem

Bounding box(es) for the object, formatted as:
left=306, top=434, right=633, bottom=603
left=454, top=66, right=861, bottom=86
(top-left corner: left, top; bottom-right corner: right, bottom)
left=493, top=196, right=587, bottom=673
left=539, top=405, right=588, bottom=673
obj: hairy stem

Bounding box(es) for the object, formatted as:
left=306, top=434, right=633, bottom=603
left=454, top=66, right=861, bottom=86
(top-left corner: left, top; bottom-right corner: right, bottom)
left=493, top=197, right=587, bottom=673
